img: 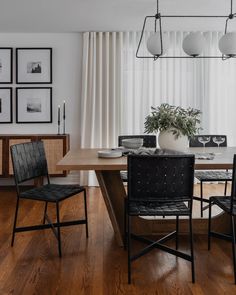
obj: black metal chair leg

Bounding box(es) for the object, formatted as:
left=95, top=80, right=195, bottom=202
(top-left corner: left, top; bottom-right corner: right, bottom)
left=230, top=216, right=236, bottom=284
left=83, top=189, right=89, bottom=238
left=176, top=216, right=179, bottom=250
left=189, top=215, right=195, bottom=283
left=208, top=200, right=212, bottom=251
left=43, top=201, right=48, bottom=224
left=200, top=181, right=203, bottom=218
left=124, top=198, right=127, bottom=250
left=56, top=202, right=62, bottom=258
left=127, top=215, right=131, bottom=284
left=11, top=197, right=20, bottom=246
left=224, top=181, right=228, bottom=196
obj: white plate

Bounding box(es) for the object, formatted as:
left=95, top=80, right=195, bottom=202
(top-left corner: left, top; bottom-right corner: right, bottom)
left=98, top=150, right=122, bottom=158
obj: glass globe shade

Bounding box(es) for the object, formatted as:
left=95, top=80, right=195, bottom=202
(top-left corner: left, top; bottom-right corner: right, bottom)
left=182, top=32, right=206, bottom=57
left=147, top=32, right=169, bottom=56
left=219, top=32, right=236, bottom=57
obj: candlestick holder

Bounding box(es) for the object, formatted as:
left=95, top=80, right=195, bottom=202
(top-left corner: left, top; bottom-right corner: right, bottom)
left=57, top=120, right=60, bottom=135
left=63, top=100, right=66, bottom=135
left=57, top=104, right=61, bottom=135
left=63, top=117, right=66, bottom=135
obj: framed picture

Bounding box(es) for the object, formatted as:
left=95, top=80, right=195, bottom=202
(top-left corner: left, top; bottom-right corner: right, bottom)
left=0, top=48, right=13, bottom=84
left=0, top=88, right=12, bottom=123
left=16, top=87, right=52, bottom=123
left=16, top=48, right=52, bottom=84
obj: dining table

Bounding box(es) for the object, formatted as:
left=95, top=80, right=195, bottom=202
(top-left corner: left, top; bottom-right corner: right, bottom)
left=57, top=146, right=236, bottom=246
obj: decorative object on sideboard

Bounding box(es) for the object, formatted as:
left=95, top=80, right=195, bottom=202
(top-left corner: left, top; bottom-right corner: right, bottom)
left=16, top=87, right=52, bottom=123
left=0, top=48, right=13, bottom=84
left=63, top=100, right=66, bottom=135
left=136, top=0, right=236, bottom=60
left=0, top=88, right=12, bottom=123
left=58, top=104, right=61, bottom=134
left=16, top=48, right=52, bottom=84
left=144, top=103, right=201, bottom=151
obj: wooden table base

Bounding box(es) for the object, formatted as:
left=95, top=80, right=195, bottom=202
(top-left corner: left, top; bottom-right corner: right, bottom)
left=95, top=170, right=126, bottom=247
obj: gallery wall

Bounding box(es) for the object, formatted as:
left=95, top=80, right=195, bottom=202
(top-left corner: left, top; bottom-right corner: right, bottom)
left=0, top=32, right=83, bottom=149
left=0, top=33, right=83, bottom=184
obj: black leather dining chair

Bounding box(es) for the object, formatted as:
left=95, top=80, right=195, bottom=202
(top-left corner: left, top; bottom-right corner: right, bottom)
left=118, top=135, right=156, bottom=182
left=189, top=135, right=232, bottom=217
left=125, top=153, right=195, bottom=284
left=10, top=141, right=88, bottom=257
left=208, top=154, right=236, bottom=284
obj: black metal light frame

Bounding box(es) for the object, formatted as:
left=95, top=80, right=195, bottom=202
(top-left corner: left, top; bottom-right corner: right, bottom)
left=136, top=0, right=236, bottom=60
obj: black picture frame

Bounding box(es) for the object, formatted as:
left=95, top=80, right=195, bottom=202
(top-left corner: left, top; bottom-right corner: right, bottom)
left=0, top=48, right=13, bottom=84
left=0, top=87, right=13, bottom=123
left=16, top=48, right=52, bottom=84
left=16, top=87, right=52, bottom=123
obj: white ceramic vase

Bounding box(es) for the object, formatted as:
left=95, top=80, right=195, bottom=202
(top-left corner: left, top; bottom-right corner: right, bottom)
left=158, top=129, right=189, bottom=151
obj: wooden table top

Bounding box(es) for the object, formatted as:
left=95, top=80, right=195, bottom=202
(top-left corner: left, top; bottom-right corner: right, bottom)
left=57, top=147, right=236, bottom=171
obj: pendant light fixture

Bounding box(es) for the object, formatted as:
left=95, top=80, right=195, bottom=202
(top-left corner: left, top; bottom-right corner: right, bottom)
left=182, top=32, right=206, bottom=57
left=147, top=32, right=169, bottom=56
left=136, top=0, right=236, bottom=60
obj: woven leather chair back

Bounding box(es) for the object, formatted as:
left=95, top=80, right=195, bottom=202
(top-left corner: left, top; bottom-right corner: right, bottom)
left=189, top=135, right=227, bottom=147
left=127, top=154, right=195, bottom=202
left=10, top=141, right=48, bottom=184
left=118, top=135, right=156, bottom=148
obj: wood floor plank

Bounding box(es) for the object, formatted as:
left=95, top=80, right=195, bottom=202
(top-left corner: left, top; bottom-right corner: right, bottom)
left=0, top=185, right=236, bottom=294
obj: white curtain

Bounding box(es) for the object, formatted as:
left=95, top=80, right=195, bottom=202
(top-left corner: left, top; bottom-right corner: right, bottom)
left=81, top=31, right=236, bottom=185
left=120, top=31, right=236, bottom=144
left=80, top=32, right=123, bottom=185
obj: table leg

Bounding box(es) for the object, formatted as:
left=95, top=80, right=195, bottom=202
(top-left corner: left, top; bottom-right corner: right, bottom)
left=95, top=170, right=126, bottom=247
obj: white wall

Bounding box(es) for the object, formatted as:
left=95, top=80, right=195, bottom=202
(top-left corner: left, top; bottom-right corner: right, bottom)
left=0, top=33, right=83, bottom=185
left=0, top=32, right=83, bottom=149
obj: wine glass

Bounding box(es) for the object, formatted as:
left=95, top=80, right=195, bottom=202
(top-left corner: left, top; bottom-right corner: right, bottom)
left=212, top=136, right=225, bottom=147
left=198, top=136, right=211, bottom=147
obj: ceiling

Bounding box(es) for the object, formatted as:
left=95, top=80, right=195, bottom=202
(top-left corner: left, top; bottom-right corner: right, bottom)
left=0, top=0, right=235, bottom=32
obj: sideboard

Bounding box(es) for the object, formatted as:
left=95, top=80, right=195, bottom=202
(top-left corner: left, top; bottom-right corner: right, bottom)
left=0, top=134, right=69, bottom=178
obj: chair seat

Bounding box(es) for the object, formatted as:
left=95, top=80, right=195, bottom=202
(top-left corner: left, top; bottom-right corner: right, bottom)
left=210, top=196, right=236, bottom=215
left=128, top=201, right=190, bottom=216
left=195, top=170, right=232, bottom=181
left=20, top=184, right=85, bottom=202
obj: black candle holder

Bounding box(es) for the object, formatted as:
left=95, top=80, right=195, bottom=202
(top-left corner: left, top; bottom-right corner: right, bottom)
left=58, top=120, right=60, bottom=135
left=63, top=101, right=66, bottom=135
left=63, top=116, right=66, bottom=135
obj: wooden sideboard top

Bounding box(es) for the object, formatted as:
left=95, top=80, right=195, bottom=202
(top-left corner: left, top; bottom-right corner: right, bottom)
left=0, top=134, right=69, bottom=137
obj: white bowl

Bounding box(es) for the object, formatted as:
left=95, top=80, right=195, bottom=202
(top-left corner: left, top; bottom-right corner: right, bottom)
left=121, top=138, right=143, bottom=149
left=98, top=150, right=122, bottom=158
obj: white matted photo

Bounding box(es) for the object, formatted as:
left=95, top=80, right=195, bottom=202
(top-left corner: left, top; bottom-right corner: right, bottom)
left=0, top=88, right=12, bottom=123
left=16, top=87, right=52, bottom=123
left=0, top=48, right=13, bottom=84
left=16, top=48, right=52, bottom=84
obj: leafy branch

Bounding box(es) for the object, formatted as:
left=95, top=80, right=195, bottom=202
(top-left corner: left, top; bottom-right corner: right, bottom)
left=144, top=103, right=201, bottom=138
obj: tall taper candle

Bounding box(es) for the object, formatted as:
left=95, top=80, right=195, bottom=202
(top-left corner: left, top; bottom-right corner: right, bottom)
left=63, top=100, right=66, bottom=134
left=58, top=105, right=61, bottom=134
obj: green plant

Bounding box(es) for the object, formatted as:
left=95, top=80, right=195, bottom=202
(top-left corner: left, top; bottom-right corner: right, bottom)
left=144, top=103, right=201, bottom=138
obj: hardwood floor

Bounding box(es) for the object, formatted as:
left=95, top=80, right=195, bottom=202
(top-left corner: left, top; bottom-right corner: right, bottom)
left=0, top=185, right=236, bottom=295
